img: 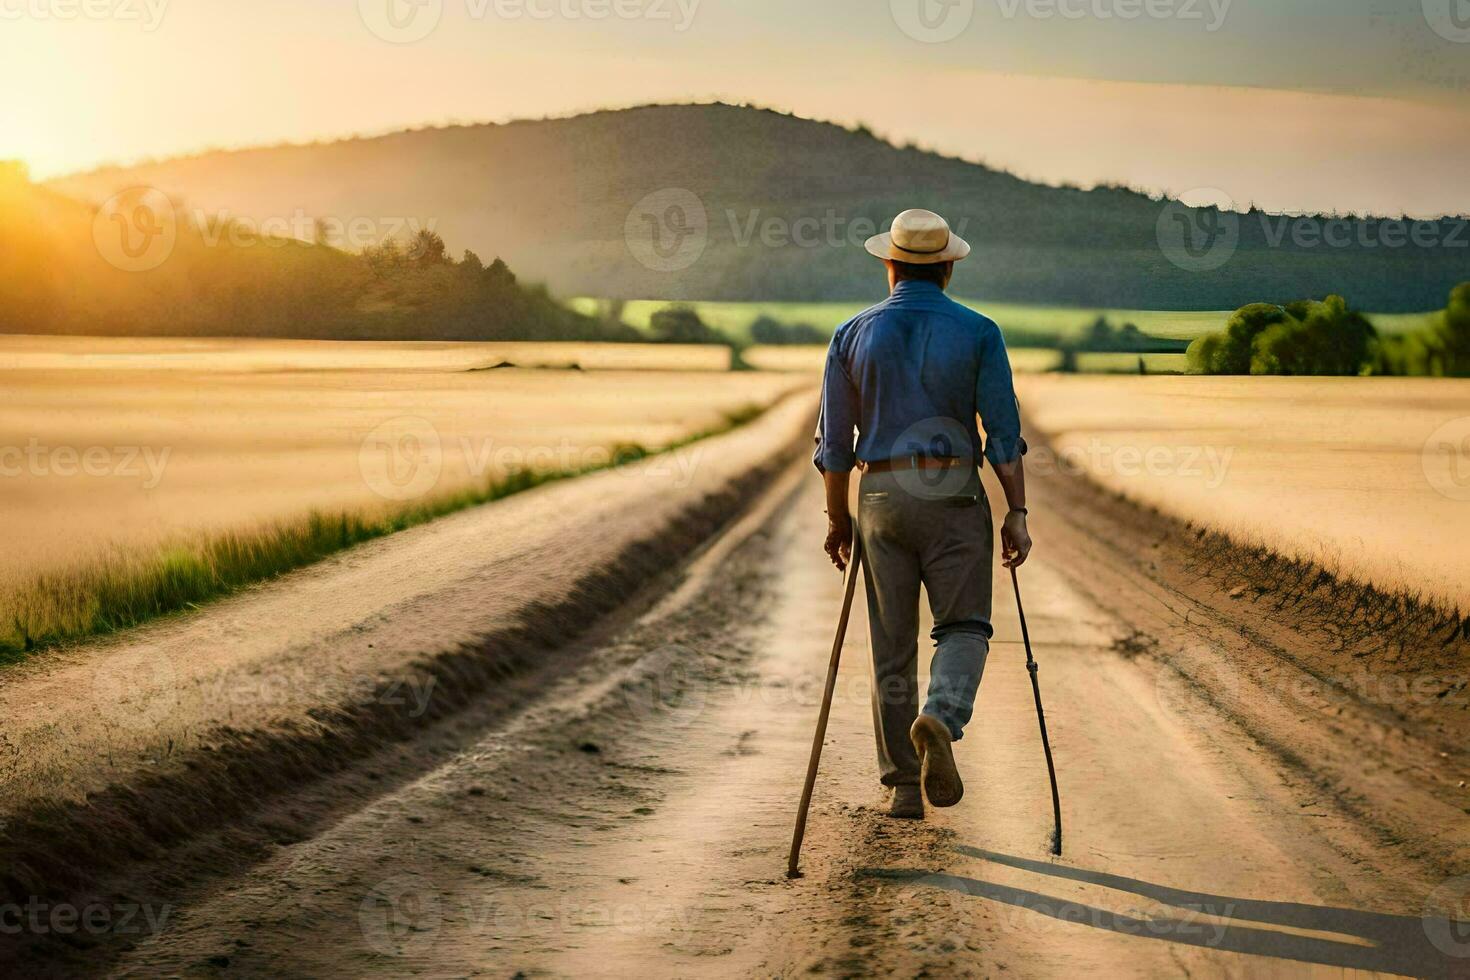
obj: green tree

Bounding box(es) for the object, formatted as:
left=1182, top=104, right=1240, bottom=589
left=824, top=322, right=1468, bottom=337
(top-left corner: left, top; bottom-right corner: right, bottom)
left=408, top=229, right=448, bottom=266
left=650, top=305, right=728, bottom=345
left=1187, top=303, right=1291, bottom=374
left=364, top=239, right=404, bottom=276
left=1081, top=316, right=1115, bottom=351
left=1429, top=282, right=1470, bottom=376
left=484, top=257, right=516, bottom=288
left=750, top=315, right=826, bottom=345
left=1250, top=295, right=1375, bottom=376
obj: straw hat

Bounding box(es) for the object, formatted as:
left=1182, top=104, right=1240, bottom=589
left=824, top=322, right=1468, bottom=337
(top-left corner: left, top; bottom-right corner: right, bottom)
left=864, top=208, right=970, bottom=264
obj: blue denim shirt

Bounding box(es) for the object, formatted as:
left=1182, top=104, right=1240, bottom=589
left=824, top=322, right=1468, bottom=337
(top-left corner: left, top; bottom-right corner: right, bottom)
left=813, top=280, right=1025, bottom=473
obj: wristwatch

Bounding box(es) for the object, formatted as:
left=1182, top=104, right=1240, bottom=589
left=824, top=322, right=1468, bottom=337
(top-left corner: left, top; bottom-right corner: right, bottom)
left=1009, top=507, right=1029, bottom=516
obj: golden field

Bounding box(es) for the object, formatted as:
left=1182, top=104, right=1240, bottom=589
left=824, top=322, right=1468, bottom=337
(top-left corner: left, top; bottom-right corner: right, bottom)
left=0, top=336, right=807, bottom=651
left=1015, top=375, right=1470, bottom=606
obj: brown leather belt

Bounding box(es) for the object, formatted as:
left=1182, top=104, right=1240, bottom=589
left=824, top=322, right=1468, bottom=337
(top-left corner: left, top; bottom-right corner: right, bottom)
left=858, top=455, right=967, bottom=474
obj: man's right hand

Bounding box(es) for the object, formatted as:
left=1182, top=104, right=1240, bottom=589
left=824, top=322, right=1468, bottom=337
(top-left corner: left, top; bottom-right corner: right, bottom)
left=825, top=516, right=853, bottom=572
left=1002, top=510, right=1032, bottom=568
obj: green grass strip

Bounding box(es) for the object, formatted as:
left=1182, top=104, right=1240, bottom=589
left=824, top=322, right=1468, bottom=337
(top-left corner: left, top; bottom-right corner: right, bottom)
left=0, top=405, right=766, bottom=663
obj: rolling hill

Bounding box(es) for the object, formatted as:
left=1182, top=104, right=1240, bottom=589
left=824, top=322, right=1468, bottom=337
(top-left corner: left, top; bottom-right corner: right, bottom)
left=47, top=103, right=1468, bottom=312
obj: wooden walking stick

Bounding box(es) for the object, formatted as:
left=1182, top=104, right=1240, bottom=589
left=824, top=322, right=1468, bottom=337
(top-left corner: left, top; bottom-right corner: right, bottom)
left=786, top=533, right=864, bottom=879
left=1011, top=565, right=1063, bottom=856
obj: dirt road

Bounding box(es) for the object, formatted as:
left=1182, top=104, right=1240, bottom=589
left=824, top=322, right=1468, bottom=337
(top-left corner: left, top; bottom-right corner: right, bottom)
left=40, top=451, right=1464, bottom=978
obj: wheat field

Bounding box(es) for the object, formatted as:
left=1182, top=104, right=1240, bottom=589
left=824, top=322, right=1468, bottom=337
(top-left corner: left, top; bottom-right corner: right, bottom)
left=0, top=336, right=807, bottom=652
left=1015, top=374, right=1470, bottom=605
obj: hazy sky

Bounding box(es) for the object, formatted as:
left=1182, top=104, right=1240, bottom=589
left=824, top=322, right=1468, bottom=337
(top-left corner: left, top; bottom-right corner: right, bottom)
left=4, top=0, right=1469, bottom=214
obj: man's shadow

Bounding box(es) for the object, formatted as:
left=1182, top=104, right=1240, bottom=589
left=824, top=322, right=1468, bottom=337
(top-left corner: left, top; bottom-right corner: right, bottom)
left=864, top=846, right=1468, bottom=978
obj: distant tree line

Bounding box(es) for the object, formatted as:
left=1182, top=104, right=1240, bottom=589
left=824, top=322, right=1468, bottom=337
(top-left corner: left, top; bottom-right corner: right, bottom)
left=749, top=315, right=827, bottom=345
left=1186, top=284, right=1469, bottom=377
left=0, top=171, right=638, bottom=344
left=1375, top=283, right=1470, bottom=377
left=642, top=306, right=826, bottom=351
left=353, top=229, right=642, bottom=343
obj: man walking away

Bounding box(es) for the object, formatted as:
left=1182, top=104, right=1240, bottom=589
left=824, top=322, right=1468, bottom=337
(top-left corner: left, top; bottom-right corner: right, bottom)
left=813, top=209, right=1032, bottom=821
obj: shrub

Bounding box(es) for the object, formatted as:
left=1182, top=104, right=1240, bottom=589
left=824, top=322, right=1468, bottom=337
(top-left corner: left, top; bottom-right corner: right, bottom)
left=749, top=315, right=827, bottom=345
left=1186, top=303, right=1290, bottom=374
left=1250, top=295, right=1375, bottom=376
left=649, top=305, right=730, bottom=345
left=1429, top=282, right=1470, bottom=376
left=1079, top=316, right=1145, bottom=352
left=1188, top=297, right=1375, bottom=376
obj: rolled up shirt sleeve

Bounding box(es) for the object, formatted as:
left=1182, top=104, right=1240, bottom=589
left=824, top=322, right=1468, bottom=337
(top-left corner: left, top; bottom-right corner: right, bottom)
left=976, top=323, right=1026, bottom=467
left=813, top=341, right=860, bottom=473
